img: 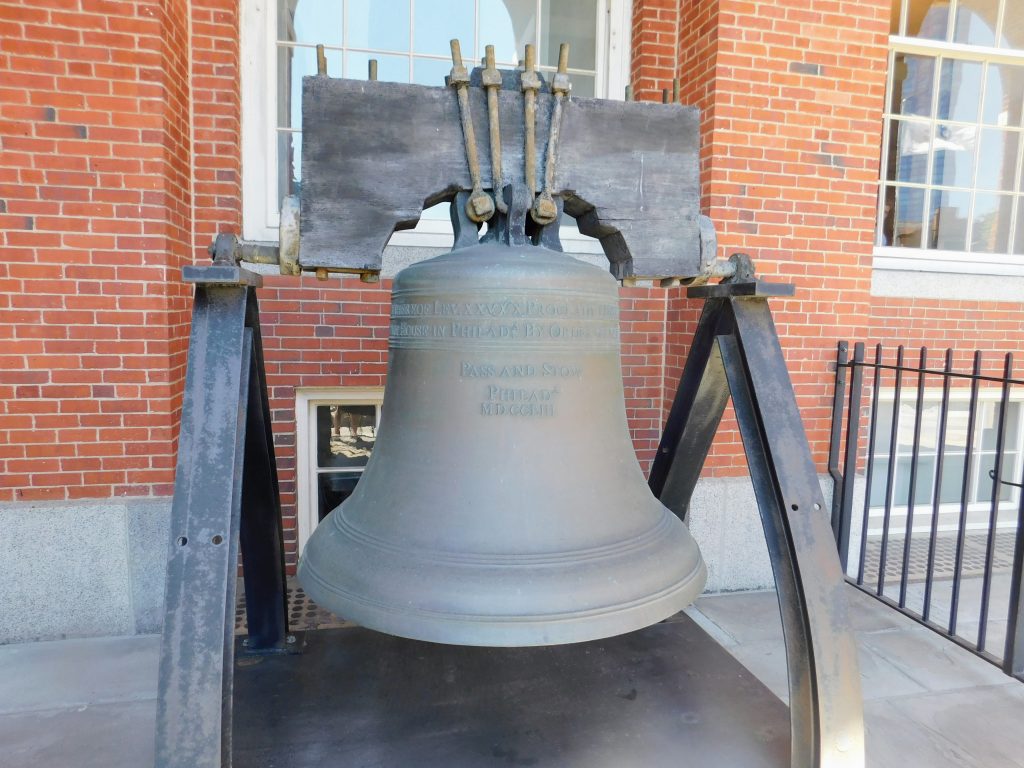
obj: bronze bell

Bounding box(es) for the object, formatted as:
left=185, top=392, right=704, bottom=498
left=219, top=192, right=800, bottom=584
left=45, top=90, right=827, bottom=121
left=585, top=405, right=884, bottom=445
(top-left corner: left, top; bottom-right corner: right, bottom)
left=298, top=240, right=707, bottom=646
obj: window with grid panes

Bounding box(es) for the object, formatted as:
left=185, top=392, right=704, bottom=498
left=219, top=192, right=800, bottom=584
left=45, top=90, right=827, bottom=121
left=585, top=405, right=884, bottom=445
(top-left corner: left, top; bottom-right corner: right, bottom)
left=244, top=0, right=629, bottom=242
left=877, top=0, right=1024, bottom=270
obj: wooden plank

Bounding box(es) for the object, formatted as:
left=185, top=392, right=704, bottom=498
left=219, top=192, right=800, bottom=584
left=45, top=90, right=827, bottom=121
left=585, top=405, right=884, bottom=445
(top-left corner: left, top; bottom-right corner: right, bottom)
left=300, top=75, right=705, bottom=279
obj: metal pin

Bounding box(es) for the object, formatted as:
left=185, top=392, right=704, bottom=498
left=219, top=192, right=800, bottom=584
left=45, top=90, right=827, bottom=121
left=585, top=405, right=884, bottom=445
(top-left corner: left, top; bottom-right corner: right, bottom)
left=368, top=59, right=378, bottom=81
left=316, top=44, right=327, bottom=76
left=624, top=84, right=633, bottom=102
left=532, top=42, right=569, bottom=226
left=521, top=44, right=541, bottom=201
left=672, top=78, right=679, bottom=103
left=449, top=39, right=494, bottom=223
left=481, top=45, right=506, bottom=213
left=662, top=88, right=670, bottom=104
left=315, top=267, right=328, bottom=281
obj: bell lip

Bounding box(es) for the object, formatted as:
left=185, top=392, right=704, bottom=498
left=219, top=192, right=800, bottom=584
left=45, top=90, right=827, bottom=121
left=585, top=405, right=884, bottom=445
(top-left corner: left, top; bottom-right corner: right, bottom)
left=297, top=553, right=707, bottom=648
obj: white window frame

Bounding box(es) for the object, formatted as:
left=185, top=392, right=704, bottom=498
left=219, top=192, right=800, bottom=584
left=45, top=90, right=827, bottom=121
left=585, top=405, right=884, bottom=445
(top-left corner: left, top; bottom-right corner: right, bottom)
left=873, top=0, right=1024, bottom=279
left=864, top=385, right=1024, bottom=535
left=241, top=0, right=633, bottom=248
left=295, top=387, right=384, bottom=553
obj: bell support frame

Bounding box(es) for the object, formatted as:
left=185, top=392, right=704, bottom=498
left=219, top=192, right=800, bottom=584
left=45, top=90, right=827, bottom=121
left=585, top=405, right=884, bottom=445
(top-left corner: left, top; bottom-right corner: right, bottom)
left=154, top=264, right=291, bottom=768
left=650, top=267, right=865, bottom=768
left=155, top=251, right=863, bottom=768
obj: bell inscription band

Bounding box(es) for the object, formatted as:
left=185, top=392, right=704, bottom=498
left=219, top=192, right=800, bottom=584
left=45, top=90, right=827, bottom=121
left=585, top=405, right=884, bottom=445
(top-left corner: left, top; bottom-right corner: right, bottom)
left=299, top=241, right=707, bottom=646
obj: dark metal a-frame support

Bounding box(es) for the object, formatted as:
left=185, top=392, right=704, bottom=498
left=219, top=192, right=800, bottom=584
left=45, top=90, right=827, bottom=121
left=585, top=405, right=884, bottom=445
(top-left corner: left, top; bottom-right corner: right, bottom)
left=649, top=277, right=865, bottom=768
left=154, top=264, right=863, bottom=768
left=154, top=265, right=290, bottom=768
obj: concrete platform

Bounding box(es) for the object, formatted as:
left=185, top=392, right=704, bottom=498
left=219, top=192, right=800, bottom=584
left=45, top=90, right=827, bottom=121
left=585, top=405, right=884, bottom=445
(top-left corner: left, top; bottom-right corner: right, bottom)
left=2, top=586, right=1023, bottom=767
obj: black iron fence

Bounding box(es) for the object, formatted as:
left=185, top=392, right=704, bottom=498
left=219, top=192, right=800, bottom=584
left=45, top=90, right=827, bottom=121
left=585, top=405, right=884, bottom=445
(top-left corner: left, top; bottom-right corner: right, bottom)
left=829, top=342, right=1024, bottom=680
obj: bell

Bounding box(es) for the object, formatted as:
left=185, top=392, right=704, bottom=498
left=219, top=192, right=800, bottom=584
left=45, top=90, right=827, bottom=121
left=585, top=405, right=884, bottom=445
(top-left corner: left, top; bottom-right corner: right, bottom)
left=298, top=241, right=707, bottom=646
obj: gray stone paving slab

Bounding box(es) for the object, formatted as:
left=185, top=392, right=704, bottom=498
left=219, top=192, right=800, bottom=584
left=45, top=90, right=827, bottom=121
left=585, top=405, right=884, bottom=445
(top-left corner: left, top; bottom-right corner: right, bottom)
left=863, top=698, right=985, bottom=768
left=859, top=624, right=1010, bottom=693
left=0, top=635, right=159, bottom=715
left=887, top=684, right=1024, bottom=768
left=0, top=700, right=156, bottom=768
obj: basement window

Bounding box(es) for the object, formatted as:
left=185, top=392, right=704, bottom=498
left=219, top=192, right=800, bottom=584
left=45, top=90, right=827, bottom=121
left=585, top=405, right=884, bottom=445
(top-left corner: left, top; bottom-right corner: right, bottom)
left=295, top=388, right=383, bottom=552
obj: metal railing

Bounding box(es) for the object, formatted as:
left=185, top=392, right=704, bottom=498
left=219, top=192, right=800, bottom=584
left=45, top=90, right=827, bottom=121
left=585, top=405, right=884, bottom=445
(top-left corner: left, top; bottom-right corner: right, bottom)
left=829, top=342, right=1024, bottom=680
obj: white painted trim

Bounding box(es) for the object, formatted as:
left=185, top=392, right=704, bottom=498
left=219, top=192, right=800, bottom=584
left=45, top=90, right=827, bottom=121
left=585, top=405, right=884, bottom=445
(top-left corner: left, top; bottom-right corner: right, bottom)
left=295, top=387, right=384, bottom=554
left=241, top=0, right=279, bottom=241
left=872, top=247, right=1024, bottom=277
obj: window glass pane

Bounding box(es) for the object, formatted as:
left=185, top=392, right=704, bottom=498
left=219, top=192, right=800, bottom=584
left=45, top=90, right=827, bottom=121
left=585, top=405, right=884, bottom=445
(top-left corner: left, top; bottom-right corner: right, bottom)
left=973, top=452, right=998, bottom=502
left=1000, top=453, right=1019, bottom=501
left=1005, top=402, right=1021, bottom=446
left=281, top=0, right=344, bottom=47
left=317, top=404, right=377, bottom=468
left=345, top=50, right=408, bottom=81
left=566, top=74, right=595, bottom=98
left=541, top=0, right=597, bottom=71
left=482, top=0, right=536, bottom=64
left=348, top=0, right=411, bottom=51
left=939, top=453, right=967, bottom=503
left=875, top=401, right=895, bottom=454
left=952, top=0, right=1000, bottom=46
left=929, top=189, right=971, bottom=249
left=932, top=122, right=977, bottom=187
left=412, top=56, right=450, bottom=86
left=318, top=471, right=362, bottom=521
left=999, top=7, right=1024, bottom=50
left=870, top=457, right=892, bottom=507
left=978, top=401, right=1001, bottom=450
left=976, top=129, right=1019, bottom=190
left=885, top=185, right=925, bottom=246
left=983, top=64, right=1024, bottom=127
left=891, top=54, right=935, bottom=117
left=278, top=131, right=301, bottom=205
left=415, top=0, right=474, bottom=57
left=937, top=59, right=983, bottom=123
left=893, top=456, right=913, bottom=505
left=1016, top=200, right=1024, bottom=254
left=943, top=401, right=972, bottom=452
left=971, top=192, right=1013, bottom=252
left=279, top=45, right=341, bottom=129
left=905, top=0, right=951, bottom=40
left=887, top=119, right=932, bottom=182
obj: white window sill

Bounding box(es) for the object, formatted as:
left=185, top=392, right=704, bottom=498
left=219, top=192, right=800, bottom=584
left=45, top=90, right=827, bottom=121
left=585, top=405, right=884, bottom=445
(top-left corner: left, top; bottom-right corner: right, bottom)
left=872, top=247, right=1024, bottom=301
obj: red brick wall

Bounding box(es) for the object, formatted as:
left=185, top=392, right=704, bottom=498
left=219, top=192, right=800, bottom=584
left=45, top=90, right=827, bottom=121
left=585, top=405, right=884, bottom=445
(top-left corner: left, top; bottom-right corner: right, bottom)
left=4, top=0, right=1021, bottom=573
left=0, top=0, right=193, bottom=502
left=662, top=0, right=890, bottom=474
left=868, top=297, right=1024, bottom=373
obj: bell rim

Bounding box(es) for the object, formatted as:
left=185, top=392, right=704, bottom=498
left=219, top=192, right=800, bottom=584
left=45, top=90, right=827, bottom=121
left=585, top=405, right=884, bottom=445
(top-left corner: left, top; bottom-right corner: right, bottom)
left=326, top=505, right=679, bottom=565
left=297, top=554, right=707, bottom=648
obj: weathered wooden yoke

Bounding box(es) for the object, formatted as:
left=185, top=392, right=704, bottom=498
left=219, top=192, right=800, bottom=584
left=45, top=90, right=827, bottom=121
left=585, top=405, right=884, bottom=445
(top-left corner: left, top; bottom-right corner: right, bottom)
left=156, top=42, right=865, bottom=768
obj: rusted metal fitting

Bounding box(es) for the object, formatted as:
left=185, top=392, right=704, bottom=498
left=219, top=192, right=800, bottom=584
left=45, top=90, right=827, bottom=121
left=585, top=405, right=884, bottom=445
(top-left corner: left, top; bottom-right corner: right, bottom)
left=520, top=44, right=541, bottom=200
left=316, top=44, right=327, bottom=76
left=481, top=45, right=506, bottom=214
left=532, top=43, right=569, bottom=227
left=450, top=38, right=494, bottom=223
left=278, top=195, right=301, bottom=276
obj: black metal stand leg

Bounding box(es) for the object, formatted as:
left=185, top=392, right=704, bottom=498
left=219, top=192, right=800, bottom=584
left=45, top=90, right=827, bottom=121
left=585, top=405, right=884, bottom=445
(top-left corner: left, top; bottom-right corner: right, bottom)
left=155, top=267, right=288, bottom=768
left=653, top=284, right=865, bottom=768
left=648, top=299, right=731, bottom=521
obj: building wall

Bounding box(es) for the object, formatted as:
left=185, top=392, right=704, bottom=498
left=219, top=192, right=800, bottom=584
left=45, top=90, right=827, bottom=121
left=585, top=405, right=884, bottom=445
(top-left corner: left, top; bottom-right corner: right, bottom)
left=1, top=0, right=1023, bottom=640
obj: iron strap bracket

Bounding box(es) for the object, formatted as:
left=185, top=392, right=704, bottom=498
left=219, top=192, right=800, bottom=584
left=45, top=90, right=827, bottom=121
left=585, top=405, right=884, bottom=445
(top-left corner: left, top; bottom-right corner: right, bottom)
left=154, top=275, right=291, bottom=768
left=649, top=289, right=866, bottom=768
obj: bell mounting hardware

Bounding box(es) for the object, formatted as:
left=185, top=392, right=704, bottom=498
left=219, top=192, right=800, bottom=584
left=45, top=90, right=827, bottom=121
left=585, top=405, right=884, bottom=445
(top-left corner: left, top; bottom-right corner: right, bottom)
left=156, top=39, right=865, bottom=768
